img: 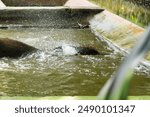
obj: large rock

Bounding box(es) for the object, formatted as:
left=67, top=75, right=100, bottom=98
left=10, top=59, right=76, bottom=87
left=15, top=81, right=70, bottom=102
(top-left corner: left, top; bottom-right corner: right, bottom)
left=0, top=38, right=38, bottom=58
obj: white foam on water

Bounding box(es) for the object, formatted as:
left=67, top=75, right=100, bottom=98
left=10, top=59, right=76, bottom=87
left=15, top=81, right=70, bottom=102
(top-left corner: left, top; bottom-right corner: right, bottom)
left=62, top=43, right=78, bottom=55
left=0, top=61, right=9, bottom=70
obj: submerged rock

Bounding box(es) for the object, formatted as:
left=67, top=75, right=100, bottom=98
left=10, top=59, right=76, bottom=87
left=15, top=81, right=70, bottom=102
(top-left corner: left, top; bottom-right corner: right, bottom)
left=0, top=38, right=38, bottom=58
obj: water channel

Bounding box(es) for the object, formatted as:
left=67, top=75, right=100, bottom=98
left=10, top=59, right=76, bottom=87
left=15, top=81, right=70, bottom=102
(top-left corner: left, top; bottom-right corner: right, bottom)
left=0, top=27, right=150, bottom=96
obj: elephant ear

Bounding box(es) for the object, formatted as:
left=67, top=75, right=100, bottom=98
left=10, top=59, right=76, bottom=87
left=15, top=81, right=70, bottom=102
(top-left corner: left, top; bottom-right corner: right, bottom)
left=0, top=38, right=38, bottom=58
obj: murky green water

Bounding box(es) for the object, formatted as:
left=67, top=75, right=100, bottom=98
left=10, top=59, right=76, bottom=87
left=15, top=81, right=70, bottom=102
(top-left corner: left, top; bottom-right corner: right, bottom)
left=0, top=28, right=150, bottom=96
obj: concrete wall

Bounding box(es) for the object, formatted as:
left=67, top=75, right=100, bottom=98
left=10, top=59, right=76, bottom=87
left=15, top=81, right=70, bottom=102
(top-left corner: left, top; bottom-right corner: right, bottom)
left=1, top=0, right=67, bottom=6
left=90, top=10, right=150, bottom=61
left=0, top=7, right=103, bottom=28
left=64, top=0, right=98, bottom=7
left=0, top=0, right=102, bottom=28
left=0, top=0, right=5, bottom=7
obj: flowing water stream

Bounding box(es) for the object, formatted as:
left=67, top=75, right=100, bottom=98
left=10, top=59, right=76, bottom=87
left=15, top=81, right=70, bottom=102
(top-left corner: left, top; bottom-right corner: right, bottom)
left=0, top=27, right=150, bottom=96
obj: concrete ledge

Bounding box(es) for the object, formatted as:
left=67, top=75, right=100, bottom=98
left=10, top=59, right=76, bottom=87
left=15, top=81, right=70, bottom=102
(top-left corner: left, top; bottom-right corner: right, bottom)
left=0, top=7, right=103, bottom=28
left=90, top=10, right=150, bottom=61
left=0, top=0, right=102, bottom=28
left=1, top=0, right=99, bottom=7
left=1, top=0, right=67, bottom=6
left=64, top=0, right=99, bottom=8
left=0, top=0, right=5, bottom=7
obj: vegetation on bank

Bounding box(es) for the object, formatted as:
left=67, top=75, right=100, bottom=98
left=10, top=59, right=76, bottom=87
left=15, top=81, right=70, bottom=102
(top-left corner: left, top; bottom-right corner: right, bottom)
left=90, top=0, right=150, bottom=27
left=0, top=96, right=150, bottom=100
left=125, top=0, right=150, bottom=9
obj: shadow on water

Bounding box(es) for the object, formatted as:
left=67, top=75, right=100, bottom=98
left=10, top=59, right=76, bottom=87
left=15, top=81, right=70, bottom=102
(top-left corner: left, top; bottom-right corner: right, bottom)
left=0, top=28, right=150, bottom=96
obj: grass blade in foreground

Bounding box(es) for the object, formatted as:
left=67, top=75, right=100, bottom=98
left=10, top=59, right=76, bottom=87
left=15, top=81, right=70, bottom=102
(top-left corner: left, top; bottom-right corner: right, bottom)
left=98, top=26, right=150, bottom=100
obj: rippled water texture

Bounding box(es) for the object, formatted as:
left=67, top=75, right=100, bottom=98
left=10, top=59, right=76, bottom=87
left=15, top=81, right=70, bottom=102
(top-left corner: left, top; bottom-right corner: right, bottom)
left=0, top=28, right=150, bottom=96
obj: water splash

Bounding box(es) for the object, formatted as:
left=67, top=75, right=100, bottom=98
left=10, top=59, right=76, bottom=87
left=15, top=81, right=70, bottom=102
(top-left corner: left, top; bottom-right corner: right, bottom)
left=61, top=43, right=78, bottom=55
left=0, top=28, right=150, bottom=96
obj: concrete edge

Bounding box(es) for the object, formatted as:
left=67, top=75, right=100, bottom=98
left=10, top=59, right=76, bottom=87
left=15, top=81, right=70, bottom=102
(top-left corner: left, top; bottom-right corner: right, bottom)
left=90, top=10, right=150, bottom=61
left=64, top=0, right=99, bottom=8
left=0, top=0, right=5, bottom=7
left=0, top=6, right=104, bottom=29
left=0, top=6, right=103, bottom=10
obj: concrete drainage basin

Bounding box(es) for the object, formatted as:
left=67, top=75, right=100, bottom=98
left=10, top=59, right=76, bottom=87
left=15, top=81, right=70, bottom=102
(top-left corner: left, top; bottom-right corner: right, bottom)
left=0, top=0, right=150, bottom=97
